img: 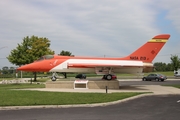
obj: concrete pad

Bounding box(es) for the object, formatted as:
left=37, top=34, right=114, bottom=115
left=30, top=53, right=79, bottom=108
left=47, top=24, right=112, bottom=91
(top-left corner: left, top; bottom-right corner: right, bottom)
left=46, top=80, right=119, bottom=89
left=46, top=81, right=74, bottom=89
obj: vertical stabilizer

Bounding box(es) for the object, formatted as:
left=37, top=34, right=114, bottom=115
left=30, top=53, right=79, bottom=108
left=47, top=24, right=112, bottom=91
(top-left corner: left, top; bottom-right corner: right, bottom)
left=123, top=34, right=170, bottom=62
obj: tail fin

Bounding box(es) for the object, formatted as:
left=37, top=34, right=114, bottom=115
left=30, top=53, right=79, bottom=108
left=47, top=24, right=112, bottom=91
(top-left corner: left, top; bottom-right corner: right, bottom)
left=123, top=34, right=170, bottom=63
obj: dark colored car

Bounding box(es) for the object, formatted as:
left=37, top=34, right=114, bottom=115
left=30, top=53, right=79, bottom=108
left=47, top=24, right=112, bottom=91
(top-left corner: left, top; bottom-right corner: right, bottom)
left=75, top=74, right=86, bottom=79
left=142, top=73, right=167, bottom=81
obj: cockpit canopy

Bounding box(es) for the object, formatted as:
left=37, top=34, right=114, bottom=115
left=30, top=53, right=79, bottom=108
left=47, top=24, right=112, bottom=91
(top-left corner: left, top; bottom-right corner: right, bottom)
left=36, top=55, right=54, bottom=61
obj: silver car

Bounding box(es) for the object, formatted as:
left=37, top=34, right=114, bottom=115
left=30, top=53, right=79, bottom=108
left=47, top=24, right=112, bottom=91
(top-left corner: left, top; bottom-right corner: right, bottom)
left=142, top=73, right=167, bottom=81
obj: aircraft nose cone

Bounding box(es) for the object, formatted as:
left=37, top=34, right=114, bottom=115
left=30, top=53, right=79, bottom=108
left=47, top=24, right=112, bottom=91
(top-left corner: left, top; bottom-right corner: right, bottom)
left=17, top=63, right=40, bottom=72
left=17, top=62, right=51, bottom=72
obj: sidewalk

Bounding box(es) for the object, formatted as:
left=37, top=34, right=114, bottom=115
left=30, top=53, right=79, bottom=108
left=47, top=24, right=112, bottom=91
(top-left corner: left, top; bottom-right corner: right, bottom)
left=22, top=84, right=180, bottom=95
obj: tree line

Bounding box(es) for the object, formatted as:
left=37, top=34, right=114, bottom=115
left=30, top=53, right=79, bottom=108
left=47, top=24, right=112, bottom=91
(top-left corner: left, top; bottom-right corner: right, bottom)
left=152, top=55, right=180, bottom=72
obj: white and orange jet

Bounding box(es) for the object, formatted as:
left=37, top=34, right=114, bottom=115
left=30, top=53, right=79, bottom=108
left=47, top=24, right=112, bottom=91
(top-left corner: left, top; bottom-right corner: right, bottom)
left=18, top=34, right=170, bottom=80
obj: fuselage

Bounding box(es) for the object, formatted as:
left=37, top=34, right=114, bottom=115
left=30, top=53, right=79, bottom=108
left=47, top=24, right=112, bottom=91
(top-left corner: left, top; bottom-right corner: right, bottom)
left=18, top=55, right=153, bottom=75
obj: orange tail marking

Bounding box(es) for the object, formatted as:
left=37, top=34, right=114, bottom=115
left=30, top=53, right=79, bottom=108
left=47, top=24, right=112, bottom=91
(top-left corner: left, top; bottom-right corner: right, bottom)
left=123, top=34, right=170, bottom=63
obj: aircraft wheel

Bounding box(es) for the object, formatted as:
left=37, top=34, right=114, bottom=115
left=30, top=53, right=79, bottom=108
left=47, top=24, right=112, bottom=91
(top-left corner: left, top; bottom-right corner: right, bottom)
left=155, top=78, right=159, bottom=81
left=51, top=76, right=57, bottom=81
left=106, top=74, right=112, bottom=80
left=142, top=78, right=146, bottom=81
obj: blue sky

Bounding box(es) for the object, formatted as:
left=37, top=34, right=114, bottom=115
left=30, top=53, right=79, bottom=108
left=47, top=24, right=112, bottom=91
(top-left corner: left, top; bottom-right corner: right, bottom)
left=0, top=0, right=180, bottom=68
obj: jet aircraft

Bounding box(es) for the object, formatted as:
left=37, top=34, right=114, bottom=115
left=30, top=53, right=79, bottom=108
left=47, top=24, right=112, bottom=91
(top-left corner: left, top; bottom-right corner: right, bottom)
left=17, top=34, right=170, bottom=80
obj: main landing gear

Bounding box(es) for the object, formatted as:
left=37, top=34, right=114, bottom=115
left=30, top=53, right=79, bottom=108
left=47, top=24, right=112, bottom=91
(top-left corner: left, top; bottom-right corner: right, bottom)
left=102, top=74, right=117, bottom=81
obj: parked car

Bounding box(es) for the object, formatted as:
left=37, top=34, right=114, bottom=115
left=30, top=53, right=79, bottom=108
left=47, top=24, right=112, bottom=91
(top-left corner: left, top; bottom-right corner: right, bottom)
left=142, top=73, right=167, bottom=81
left=75, top=74, right=86, bottom=79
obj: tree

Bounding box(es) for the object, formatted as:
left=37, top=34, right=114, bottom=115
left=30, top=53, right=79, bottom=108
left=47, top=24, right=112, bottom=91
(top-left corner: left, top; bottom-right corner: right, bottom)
left=59, top=50, right=73, bottom=56
left=2, top=66, right=9, bottom=74
left=7, top=35, right=54, bottom=81
left=166, top=63, right=173, bottom=71
left=170, top=55, right=180, bottom=71
left=9, top=67, right=15, bottom=74
left=154, top=62, right=167, bottom=71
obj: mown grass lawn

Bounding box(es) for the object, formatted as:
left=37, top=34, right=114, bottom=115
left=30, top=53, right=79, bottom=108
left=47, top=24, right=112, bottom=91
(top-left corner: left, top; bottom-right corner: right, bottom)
left=164, top=84, right=180, bottom=89
left=0, top=84, right=144, bottom=106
